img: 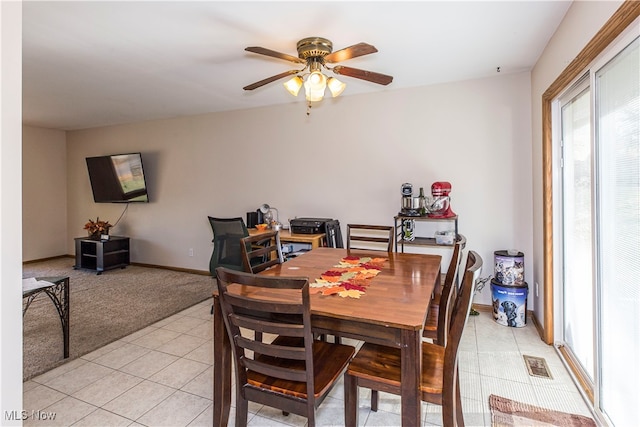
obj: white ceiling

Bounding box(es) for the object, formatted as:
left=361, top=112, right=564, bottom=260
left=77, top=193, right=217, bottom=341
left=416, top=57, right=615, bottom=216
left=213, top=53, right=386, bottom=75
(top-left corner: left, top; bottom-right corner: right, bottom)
left=22, top=1, right=571, bottom=131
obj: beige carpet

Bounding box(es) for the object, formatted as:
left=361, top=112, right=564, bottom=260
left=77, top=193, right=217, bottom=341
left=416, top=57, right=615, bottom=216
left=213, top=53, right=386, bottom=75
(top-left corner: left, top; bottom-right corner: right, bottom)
left=22, top=257, right=213, bottom=381
left=489, top=394, right=596, bottom=427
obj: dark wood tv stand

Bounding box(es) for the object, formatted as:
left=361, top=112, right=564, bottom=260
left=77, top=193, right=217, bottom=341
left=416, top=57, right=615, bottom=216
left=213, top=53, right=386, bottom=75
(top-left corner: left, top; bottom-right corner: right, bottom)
left=74, top=236, right=130, bottom=274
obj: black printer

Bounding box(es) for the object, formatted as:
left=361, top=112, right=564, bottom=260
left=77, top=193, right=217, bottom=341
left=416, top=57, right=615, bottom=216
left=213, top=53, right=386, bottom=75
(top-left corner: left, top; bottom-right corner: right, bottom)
left=289, top=217, right=343, bottom=248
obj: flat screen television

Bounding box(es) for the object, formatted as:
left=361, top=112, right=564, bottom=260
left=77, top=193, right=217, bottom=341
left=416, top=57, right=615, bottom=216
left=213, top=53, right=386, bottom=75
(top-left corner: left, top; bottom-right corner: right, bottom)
left=86, top=153, right=149, bottom=203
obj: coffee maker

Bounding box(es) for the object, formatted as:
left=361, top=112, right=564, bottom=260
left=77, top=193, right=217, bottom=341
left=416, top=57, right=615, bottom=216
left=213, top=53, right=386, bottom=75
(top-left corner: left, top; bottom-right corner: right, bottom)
left=399, top=183, right=420, bottom=216
left=427, top=181, right=456, bottom=218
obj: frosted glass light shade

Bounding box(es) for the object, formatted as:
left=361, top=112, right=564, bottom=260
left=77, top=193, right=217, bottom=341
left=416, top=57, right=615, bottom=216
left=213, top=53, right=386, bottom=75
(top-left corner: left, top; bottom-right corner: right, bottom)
left=283, top=76, right=303, bottom=96
left=307, top=71, right=326, bottom=90
left=327, top=77, right=346, bottom=97
left=304, top=71, right=327, bottom=102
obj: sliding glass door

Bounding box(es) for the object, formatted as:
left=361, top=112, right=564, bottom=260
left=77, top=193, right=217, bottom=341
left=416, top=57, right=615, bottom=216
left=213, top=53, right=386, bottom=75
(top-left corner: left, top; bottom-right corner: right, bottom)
left=594, top=36, right=639, bottom=427
left=556, top=25, right=639, bottom=427
left=560, top=83, right=594, bottom=382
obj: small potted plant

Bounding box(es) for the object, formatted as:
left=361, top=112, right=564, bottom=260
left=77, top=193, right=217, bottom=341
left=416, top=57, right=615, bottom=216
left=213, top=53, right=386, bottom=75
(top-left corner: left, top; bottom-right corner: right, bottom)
left=84, top=217, right=112, bottom=239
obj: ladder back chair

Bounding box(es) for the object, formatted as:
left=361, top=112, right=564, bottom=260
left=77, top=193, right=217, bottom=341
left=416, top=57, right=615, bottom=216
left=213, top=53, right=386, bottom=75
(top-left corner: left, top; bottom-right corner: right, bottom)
left=344, top=250, right=483, bottom=427
left=423, top=234, right=467, bottom=346
left=240, top=230, right=284, bottom=274
left=346, top=224, right=394, bottom=252
left=215, top=267, right=355, bottom=427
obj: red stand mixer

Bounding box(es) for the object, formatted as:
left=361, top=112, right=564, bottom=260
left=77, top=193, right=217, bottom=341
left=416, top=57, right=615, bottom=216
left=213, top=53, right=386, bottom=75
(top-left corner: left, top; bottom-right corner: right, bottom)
left=427, top=181, right=456, bottom=218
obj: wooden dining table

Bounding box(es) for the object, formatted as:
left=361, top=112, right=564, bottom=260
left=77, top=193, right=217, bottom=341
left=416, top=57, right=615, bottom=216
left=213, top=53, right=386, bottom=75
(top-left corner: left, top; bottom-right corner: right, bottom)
left=212, top=247, right=441, bottom=427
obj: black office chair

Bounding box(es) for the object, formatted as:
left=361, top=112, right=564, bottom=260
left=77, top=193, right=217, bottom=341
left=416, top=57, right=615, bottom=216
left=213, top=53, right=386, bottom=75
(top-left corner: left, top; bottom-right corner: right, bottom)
left=208, top=216, right=250, bottom=277
left=208, top=217, right=250, bottom=314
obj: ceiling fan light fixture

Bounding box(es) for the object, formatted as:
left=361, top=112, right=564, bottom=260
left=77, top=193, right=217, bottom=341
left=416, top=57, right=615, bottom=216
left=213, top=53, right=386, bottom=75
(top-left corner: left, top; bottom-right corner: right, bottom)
left=283, top=76, right=303, bottom=96
left=327, top=77, right=346, bottom=97
left=244, top=38, right=393, bottom=110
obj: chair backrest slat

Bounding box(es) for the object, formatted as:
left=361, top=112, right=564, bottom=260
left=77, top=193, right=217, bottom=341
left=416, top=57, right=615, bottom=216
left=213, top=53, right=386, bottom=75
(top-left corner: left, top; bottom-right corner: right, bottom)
left=241, top=230, right=285, bottom=274
left=236, top=335, right=307, bottom=360
left=231, top=314, right=305, bottom=338
left=346, top=224, right=394, bottom=252
left=243, top=359, right=309, bottom=383
left=224, top=292, right=305, bottom=315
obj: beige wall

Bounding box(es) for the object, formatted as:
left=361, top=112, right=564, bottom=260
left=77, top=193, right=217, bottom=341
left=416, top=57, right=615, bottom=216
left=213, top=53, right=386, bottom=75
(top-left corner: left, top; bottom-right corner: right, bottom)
left=22, top=126, right=67, bottom=260
left=50, top=71, right=532, bottom=307
left=530, top=0, right=623, bottom=325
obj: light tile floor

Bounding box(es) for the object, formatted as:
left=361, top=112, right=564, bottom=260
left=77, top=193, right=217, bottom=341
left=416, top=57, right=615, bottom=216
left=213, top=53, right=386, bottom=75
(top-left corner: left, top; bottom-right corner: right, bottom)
left=23, top=301, right=593, bottom=426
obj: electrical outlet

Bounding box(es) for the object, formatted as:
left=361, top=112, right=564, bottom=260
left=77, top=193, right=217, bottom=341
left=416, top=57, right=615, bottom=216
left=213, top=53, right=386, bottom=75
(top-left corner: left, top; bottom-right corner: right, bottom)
left=188, top=248, right=194, bottom=257
left=535, top=282, right=539, bottom=297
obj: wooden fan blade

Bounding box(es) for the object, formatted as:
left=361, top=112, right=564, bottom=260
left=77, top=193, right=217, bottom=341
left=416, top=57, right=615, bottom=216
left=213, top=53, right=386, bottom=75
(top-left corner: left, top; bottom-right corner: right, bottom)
left=324, top=42, right=378, bottom=63
left=245, top=46, right=305, bottom=64
left=332, top=65, right=393, bottom=86
left=243, top=70, right=301, bottom=91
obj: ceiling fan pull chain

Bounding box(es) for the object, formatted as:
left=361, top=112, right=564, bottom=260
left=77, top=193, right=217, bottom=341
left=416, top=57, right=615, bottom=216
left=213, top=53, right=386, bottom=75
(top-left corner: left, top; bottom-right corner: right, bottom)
left=306, top=101, right=312, bottom=116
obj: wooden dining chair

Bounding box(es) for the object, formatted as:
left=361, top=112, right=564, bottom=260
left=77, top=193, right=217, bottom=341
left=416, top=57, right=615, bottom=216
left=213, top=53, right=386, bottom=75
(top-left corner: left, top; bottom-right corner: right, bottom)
left=215, top=267, right=355, bottom=427
left=339, top=223, right=393, bottom=343
left=242, top=229, right=339, bottom=344
left=344, top=250, right=483, bottom=427
left=240, top=230, right=284, bottom=274
left=423, top=234, right=467, bottom=346
left=346, top=224, right=394, bottom=252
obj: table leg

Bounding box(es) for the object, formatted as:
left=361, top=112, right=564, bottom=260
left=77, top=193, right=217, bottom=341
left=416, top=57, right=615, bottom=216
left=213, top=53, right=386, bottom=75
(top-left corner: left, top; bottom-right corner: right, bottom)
left=42, top=278, right=70, bottom=359
left=212, top=294, right=231, bottom=427
left=344, top=371, right=358, bottom=426
left=400, top=328, right=422, bottom=426
left=61, top=278, right=69, bottom=358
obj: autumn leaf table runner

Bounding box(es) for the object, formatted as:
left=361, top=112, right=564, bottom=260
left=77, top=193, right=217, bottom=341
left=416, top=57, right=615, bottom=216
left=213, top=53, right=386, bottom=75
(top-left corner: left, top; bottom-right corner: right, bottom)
left=310, top=255, right=388, bottom=299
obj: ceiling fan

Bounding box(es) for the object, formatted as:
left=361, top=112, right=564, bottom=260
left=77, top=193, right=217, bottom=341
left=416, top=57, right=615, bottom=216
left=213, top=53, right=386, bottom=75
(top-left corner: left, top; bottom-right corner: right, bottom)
left=242, top=37, right=393, bottom=102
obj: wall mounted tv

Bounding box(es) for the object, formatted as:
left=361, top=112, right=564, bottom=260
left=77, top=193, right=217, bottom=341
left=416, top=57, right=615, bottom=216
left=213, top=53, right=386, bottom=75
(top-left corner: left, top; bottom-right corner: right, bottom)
left=86, top=153, right=149, bottom=203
